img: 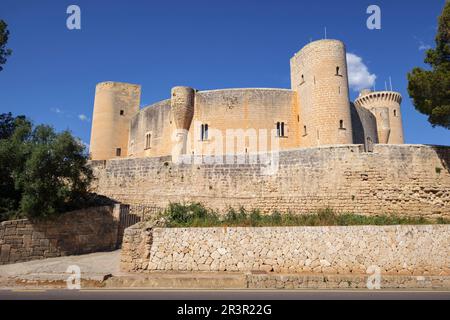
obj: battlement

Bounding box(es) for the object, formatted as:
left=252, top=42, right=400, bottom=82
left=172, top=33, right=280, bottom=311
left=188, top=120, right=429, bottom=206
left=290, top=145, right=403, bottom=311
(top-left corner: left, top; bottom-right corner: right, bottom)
left=355, top=90, right=402, bottom=107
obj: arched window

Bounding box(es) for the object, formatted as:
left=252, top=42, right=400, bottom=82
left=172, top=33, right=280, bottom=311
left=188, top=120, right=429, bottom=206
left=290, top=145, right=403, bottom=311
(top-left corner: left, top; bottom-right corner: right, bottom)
left=145, top=133, right=151, bottom=149
left=339, top=120, right=345, bottom=129
left=336, top=66, right=340, bottom=76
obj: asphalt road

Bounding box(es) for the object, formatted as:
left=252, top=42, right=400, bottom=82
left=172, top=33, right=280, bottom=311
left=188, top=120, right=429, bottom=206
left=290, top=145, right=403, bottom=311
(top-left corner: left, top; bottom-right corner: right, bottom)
left=0, top=289, right=449, bottom=300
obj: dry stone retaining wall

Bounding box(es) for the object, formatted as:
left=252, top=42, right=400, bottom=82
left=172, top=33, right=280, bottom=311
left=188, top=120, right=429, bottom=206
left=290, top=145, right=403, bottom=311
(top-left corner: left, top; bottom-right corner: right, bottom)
left=121, top=224, right=450, bottom=276
left=0, top=206, right=120, bottom=265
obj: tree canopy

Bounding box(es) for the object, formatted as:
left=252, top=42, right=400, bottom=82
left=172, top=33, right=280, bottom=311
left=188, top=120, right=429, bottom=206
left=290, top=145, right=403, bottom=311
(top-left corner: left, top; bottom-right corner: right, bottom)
left=0, top=113, right=93, bottom=221
left=407, top=2, right=450, bottom=129
left=0, top=19, right=12, bottom=71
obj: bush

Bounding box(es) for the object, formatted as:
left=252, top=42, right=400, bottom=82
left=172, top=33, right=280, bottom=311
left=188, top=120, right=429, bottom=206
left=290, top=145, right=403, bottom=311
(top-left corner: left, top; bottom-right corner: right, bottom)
left=159, top=203, right=449, bottom=228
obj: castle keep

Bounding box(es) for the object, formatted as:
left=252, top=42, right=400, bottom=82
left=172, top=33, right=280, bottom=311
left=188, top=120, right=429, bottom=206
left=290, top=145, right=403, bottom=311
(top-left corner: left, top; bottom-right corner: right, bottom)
left=89, top=39, right=404, bottom=161
left=89, top=39, right=449, bottom=217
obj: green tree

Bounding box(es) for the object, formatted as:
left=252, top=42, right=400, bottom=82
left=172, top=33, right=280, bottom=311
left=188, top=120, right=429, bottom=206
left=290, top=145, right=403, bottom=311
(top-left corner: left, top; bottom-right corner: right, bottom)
left=0, top=20, right=12, bottom=71
left=0, top=115, right=93, bottom=220
left=407, top=2, right=450, bottom=129
left=0, top=116, right=32, bottom=221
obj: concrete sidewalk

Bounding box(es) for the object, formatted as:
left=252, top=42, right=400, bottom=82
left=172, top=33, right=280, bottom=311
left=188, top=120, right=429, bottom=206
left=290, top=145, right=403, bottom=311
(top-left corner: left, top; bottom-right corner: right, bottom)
left=0, top=250, right=121, bottom=287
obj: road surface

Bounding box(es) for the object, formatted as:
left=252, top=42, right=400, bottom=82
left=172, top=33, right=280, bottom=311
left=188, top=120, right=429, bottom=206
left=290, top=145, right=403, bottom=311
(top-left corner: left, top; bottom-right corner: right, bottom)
left=0, top=289, right=448, bottom=300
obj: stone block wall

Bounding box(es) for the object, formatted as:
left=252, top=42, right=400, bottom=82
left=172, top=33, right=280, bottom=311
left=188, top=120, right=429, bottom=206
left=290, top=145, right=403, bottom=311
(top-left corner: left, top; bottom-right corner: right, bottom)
left=0, top=206, right=120, bottom=265
left=91, top=144, right=450, bottom=218
left=121, top=225, right=450, bottom=276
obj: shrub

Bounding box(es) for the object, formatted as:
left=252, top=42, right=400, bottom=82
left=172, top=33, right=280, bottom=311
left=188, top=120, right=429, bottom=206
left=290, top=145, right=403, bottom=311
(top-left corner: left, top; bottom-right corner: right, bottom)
left=159, top=203, right=449, bottom=228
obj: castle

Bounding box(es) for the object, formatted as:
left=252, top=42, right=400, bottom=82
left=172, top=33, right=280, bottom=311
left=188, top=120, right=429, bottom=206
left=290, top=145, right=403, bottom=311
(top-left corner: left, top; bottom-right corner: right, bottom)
left=89, top=39, right=404, bottom=161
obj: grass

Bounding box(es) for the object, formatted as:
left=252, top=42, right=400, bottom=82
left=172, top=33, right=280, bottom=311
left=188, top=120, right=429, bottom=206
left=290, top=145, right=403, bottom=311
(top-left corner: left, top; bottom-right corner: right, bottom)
left=159, top=202, right=449, bottom=228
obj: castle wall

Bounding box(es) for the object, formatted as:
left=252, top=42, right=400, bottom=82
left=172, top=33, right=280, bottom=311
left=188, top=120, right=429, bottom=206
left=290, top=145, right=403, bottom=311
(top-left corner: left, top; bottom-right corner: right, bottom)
left=90, top=145, right=450, bottom=218
left=351, top=103, right=378, bottom=150
left=188, top=89, right=299, bottom=155
left=128, top=89, right=300, bottom=158
left=128, top=99, right=173, bottom=158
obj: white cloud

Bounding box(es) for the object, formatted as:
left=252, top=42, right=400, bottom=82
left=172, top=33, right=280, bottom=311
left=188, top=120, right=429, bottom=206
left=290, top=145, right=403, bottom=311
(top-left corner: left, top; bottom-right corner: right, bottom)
left=78, top=114, right=90, bottom=122
left=346, top=53, right=377, bottom=92
left=418, top=42, right=431, bottom=51
left=51, top=107, right=63, bottom=114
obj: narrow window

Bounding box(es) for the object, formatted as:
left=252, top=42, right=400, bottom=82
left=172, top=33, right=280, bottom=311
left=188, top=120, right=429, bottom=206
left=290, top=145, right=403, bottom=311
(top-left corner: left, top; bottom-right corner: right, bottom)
left=276, top=122, right=285, bottom=137
left=339, top=120, right=345, bottom=129
left=129, top=140, right=134, bottom=155
left=336, top=66, right=340, bottom=76
left=145, top=133, right=151, bottom=149
left=303, top=125, right=307, bottom=136
left=301, top=74, right=305, bottom=83
left=201, top=124, right=209, bottom=141
left=116, top=148, right=121, bottom=157
left=394, top=109, right=397, bottom=117
left=120, top=110, right=124, bottom=116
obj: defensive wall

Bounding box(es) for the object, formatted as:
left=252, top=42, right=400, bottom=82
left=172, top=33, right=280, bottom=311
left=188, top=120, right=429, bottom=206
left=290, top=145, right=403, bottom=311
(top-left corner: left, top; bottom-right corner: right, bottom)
left=91, top=144, right=450, bottom=218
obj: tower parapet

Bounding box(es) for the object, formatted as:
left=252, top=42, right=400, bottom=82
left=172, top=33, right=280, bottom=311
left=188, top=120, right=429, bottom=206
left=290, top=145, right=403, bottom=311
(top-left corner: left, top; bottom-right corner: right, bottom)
left=354, top=90, right=404, bottom=144
left=89, top=81, right=141, bottom=160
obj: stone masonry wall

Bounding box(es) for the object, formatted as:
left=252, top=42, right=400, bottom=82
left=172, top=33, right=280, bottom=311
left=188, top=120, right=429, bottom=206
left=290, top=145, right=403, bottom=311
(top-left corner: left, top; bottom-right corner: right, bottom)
left=121, top=224, right=450, bottom=276
left=91, top=144, right=450, bottom=218
left=0, top=206, right=120, bottom=265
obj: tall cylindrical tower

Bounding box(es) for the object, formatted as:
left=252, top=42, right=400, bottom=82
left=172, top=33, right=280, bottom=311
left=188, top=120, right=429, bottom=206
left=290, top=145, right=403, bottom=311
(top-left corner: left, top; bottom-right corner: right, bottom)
left=291, top=39, right=353, bottom=147
left=354, top=90, right=404, bottom=144
left=171, top=86, right=195, bottom=161
left=89, top=82, right=141, bottom=160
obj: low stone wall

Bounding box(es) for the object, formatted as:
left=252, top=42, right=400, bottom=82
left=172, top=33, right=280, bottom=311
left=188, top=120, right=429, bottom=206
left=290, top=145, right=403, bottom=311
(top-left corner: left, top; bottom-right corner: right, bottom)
left=0, top=206, right=120, bottom=265
left=121, top=224, right=450, bottom=276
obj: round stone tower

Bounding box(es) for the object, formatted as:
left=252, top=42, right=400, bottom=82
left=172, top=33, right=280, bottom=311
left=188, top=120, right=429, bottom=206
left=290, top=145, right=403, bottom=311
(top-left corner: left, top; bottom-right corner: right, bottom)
left=89, top=82, right=141, bottom=160
left=290, top=39, right=353, bottom=147
left=354, top=90, right=404, bottom=144
left=171, top=86, right=195, bottom=161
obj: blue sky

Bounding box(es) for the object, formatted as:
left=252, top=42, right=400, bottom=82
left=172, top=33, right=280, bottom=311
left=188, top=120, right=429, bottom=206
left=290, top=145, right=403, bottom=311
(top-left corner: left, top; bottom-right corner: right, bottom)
left=0, top=0, right=448, bottom=146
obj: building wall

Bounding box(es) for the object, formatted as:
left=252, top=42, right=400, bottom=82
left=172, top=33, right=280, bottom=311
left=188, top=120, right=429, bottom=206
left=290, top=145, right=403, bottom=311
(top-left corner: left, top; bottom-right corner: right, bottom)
left=0, top=206, right=120, bottom=265
left=291, top=39, right=353, bottom=147
left=90, top=82, right=141, bottom=160
left=90, top=144, right=450, bottom=218
left=121, top=224, right=450, bottom=276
